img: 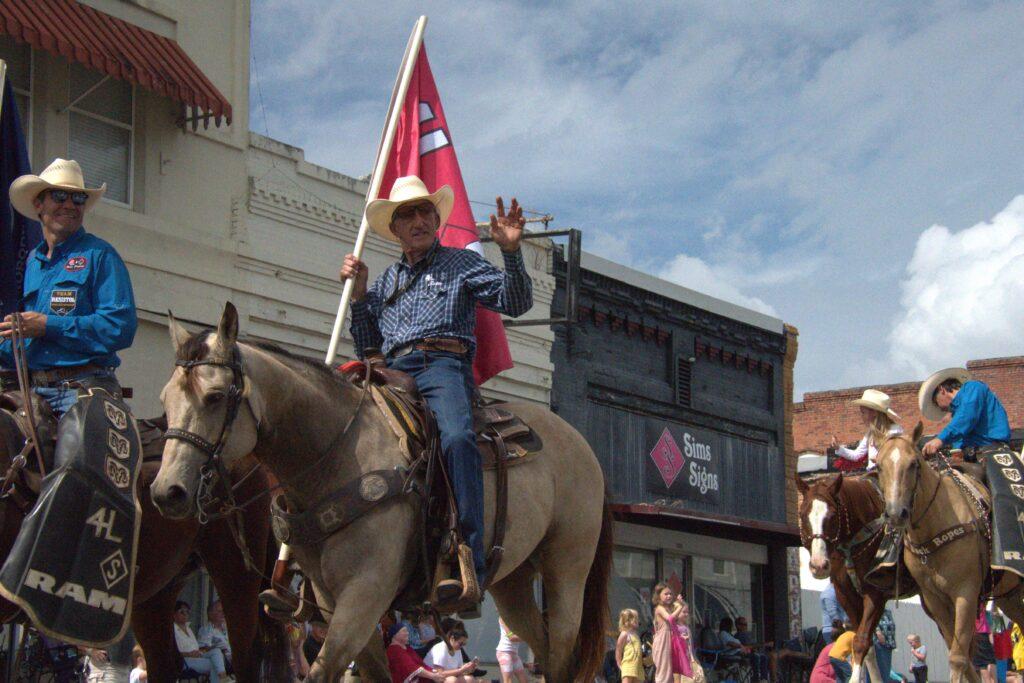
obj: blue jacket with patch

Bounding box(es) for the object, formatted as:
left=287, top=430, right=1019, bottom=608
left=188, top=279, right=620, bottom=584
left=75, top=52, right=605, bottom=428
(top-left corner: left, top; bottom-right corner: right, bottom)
left=0, top=227, right=137, bottom=370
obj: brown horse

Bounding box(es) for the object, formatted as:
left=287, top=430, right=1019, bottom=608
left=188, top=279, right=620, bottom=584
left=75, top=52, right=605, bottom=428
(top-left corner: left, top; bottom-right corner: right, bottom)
left=876, top=425, right=1024, bottom=683
left=0, top=397, right=289, bottom=683
left=150, top=302, right=613, bottom=683
left=796, top=472, right=900, bottom=683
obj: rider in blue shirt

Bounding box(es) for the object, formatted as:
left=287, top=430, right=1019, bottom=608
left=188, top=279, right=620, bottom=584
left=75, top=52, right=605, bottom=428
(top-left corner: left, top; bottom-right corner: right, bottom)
left=922, top=371, right=1010, bottom=455
left=0, top=159, right=136, bottom=416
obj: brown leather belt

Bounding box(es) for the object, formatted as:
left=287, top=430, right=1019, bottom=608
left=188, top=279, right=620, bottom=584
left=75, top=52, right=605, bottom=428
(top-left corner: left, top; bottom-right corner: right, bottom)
left=0, top=363, right=108, bottom=388
left=389, top=338, right=468, bottom=359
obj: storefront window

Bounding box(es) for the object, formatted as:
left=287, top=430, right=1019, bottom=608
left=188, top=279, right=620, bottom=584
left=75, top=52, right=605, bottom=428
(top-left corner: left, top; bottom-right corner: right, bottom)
left=692, top=556, right=764, bottom=641
left=612, top=546, right=657, bottom=627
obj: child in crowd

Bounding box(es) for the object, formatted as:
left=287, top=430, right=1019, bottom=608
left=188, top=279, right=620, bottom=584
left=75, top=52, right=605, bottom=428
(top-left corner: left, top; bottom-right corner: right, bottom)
left=424, top=627, right=478, bottom=682
left=497, top=616, right=529, bottom=683
left=907, top=634, right=927, bottom=683
left=616, top=608, right=644, bottom=683
left=130, top=645, right=147, bottom=683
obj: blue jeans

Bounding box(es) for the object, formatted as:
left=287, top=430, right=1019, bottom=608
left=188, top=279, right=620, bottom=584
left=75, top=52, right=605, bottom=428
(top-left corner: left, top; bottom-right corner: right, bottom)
left=831, top=658, right=852, bottom=683
left=32, top=369, right=121, bottom=418
left=388, top=350, right=486, bottom=582
left=184, top=648, right=226, bottom=682
left=876, top=644, right=894, bottom=683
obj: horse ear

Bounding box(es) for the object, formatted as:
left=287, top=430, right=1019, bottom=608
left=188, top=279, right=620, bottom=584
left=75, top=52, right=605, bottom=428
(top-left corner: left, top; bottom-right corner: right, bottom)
left=167, top=311, right=190, bottom=351
left=794, top=472, right=809, bottom=494
left=216, top=301, right=240, bottom=348
left=829, top=472, right=843, bottom=497
left=913, top=421, right=924, bottom=444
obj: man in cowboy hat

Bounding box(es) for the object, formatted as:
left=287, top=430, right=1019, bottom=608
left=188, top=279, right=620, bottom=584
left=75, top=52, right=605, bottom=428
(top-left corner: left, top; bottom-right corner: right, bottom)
left=919, top=368, right=1010, bottom=457
left=339, top=175, right=532, bottom=605
left=0, top=158, right=136, bottom=414
left=918, top=370, right=1024, bottom=578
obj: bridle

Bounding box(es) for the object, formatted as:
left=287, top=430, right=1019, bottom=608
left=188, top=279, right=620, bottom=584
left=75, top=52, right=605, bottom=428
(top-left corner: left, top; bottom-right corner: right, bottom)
left=798, top=492, right=847, bottom=549
left=163, top=346, right=250, bottom=524
left=889, top=444, right=941, bottom=529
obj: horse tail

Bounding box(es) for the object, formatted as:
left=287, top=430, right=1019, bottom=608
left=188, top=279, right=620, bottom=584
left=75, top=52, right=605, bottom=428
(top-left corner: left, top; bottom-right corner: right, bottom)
left=255, top=535, right=291, bottom=682
left=574, top=496, right=614, bottom=682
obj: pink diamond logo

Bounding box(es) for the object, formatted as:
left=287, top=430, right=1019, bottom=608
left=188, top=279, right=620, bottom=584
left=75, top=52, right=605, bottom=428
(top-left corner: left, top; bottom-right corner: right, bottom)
left=650, top=428, right=684, bottom=489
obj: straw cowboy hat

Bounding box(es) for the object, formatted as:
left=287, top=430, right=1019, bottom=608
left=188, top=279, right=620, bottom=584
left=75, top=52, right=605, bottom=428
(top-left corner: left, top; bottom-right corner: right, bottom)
left=9, top=158, right=106, bottom=220
left=850, top=389, right=901, bottom=422
left=365, top=175, right=454, bottom=242
left=918, top=367, right=973, bottom=422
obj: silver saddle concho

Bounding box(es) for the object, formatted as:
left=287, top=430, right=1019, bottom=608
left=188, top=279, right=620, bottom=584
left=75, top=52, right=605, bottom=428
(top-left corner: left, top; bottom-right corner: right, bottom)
left=0, top=388, right=143, bottom=647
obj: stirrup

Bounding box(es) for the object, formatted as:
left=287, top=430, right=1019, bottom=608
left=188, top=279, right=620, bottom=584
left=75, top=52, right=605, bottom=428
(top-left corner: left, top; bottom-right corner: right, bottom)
left=259, top=587, right=297, bottom=621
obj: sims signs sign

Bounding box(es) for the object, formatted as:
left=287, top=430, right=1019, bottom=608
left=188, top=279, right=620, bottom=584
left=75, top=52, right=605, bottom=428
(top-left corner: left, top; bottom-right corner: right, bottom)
left=647, top=425, right=720, bottom=504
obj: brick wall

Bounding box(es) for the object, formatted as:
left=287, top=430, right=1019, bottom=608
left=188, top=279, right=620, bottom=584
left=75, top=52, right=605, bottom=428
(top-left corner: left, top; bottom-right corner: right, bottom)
left=794, top=356, right=1024, bottom=454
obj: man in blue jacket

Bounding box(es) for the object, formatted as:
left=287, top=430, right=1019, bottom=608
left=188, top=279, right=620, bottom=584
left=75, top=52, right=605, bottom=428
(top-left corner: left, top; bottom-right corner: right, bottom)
left=920, top=367, right=1024, bottom=578
left=919, top=368, right=1010, bottom=456
left=0, top=158, right=136, bottom=415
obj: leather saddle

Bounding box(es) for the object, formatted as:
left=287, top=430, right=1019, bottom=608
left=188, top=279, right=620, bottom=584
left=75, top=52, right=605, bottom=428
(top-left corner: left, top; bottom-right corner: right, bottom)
left=339, top=359, right=541, bottom=611
left=341, top=361, right=541, bottom=468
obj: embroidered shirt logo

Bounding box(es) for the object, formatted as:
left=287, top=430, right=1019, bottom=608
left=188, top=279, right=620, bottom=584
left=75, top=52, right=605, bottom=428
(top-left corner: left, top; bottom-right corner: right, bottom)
left=49, top=289, right=77, bottom=316
left=65, top=256, right=87, bottom=272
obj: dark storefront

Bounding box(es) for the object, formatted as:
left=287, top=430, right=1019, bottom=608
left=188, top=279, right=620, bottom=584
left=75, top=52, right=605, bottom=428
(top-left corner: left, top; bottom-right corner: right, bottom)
left=551, top=250, right=801, bottom=644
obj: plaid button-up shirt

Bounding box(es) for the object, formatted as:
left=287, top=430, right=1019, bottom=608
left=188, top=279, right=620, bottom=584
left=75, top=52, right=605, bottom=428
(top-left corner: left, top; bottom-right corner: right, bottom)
left=349, top=241, right=533, bottom=358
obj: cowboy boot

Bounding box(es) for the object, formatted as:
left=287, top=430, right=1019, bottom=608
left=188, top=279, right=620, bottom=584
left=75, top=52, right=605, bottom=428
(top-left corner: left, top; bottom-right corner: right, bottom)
left=259, top=559, right=299, bottom=621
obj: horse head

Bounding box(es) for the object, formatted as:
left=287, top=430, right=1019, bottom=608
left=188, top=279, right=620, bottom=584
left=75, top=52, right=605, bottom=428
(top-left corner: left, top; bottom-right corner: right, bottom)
left=795, top=472, right=845, bottom=579
left=875, top=422, right=925, bottom=529
left=151, top=302, right=264, bottom=519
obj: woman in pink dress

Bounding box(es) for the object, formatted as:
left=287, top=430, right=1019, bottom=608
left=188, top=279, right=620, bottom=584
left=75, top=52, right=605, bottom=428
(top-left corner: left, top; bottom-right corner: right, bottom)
left=652, top=583, right=686, bottom=683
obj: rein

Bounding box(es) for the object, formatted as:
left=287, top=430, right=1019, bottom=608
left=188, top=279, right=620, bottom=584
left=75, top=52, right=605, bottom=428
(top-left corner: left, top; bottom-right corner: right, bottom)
left=895, top=447, right=990, bottom=566
left=161, top=342, right=373, bottom=591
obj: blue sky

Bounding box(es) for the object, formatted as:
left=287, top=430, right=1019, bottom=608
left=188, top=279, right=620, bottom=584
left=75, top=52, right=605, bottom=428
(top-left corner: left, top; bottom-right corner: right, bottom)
left=250, top=1, right=1024, bottom=397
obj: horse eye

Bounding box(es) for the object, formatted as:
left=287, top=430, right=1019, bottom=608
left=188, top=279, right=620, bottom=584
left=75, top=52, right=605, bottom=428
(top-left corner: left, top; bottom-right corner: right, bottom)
left=204, top=391, right=226, bottom=406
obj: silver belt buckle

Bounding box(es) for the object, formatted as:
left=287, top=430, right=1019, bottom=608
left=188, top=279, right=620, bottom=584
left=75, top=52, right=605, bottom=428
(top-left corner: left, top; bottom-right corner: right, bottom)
left=390, top=343, right=414, bottom=359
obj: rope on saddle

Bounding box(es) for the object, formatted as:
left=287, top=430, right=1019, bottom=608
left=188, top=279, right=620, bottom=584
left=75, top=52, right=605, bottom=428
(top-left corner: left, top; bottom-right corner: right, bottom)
left=10, top=313, right=46, bottom=478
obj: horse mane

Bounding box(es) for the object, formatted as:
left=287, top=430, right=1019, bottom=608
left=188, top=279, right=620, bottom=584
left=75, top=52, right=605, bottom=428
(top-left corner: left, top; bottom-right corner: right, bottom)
left=176, top=328, right=350, bottom=390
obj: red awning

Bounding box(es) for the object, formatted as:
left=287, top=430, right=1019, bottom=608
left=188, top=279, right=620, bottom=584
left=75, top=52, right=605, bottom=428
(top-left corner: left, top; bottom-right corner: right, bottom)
left=0, top=0, right=231, bottom=127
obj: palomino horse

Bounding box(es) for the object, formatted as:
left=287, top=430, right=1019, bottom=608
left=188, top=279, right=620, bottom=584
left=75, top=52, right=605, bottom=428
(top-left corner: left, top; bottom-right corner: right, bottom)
left=876, top=425, right=1024, bottom=683
left=0, top=399, right=289, bottom=682
left=150, top=303, right=613, bottom=683
left=796, top=472, right=900, bottom=683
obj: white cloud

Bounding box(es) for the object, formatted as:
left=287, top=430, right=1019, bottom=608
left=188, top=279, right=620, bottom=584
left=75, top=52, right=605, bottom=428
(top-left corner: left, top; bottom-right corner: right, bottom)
left=658, top=254, right=779, bottom=317
left=889, top=195, right=1024, bottom=377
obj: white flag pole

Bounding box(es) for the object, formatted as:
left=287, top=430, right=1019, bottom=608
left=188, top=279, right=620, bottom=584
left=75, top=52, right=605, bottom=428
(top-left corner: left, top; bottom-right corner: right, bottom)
left=0, top=60, right=8, bottom=121
left=324, top=16, right=428, bottom=365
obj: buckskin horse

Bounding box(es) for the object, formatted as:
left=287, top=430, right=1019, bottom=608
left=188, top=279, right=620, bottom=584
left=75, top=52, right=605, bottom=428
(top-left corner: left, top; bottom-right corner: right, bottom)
left=796, top=472, right=910, bottom=683
left=876, top=425, right=1024, bottom=683
left=0, top=393, right=289, bottom=682
left=150, top=302, right=613, bottom=683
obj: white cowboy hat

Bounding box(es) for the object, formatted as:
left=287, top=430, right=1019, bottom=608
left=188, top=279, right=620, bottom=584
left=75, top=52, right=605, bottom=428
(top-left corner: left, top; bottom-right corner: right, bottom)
left=850, top=389, right=900, bottom=422
left=8, top=158, right=106, bottom=220
left=918, top=367, right=972, bottom=422
left=365, top=175, right=454, bottom=243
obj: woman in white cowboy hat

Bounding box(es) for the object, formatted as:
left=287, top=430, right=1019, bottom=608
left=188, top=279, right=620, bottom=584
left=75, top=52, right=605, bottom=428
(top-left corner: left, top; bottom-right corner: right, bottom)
left=0, top=158, right=136, bottom=416
left=830, top=389, right=903, bottom=470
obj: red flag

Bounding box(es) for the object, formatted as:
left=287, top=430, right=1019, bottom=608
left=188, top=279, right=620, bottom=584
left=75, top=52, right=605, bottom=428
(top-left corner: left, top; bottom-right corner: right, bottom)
left=378, top=46, right=514, bottom=385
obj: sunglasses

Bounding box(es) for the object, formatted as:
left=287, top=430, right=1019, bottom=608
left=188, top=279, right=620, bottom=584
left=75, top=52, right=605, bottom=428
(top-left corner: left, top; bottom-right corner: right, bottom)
left=392, top=203, right=436, bottom=221
left=48, top=189, right=89, bottom=206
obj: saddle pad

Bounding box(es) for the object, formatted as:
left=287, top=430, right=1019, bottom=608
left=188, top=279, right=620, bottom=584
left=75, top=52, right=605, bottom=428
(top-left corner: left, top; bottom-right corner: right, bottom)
left=0, top=389, right=142, bottom=647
